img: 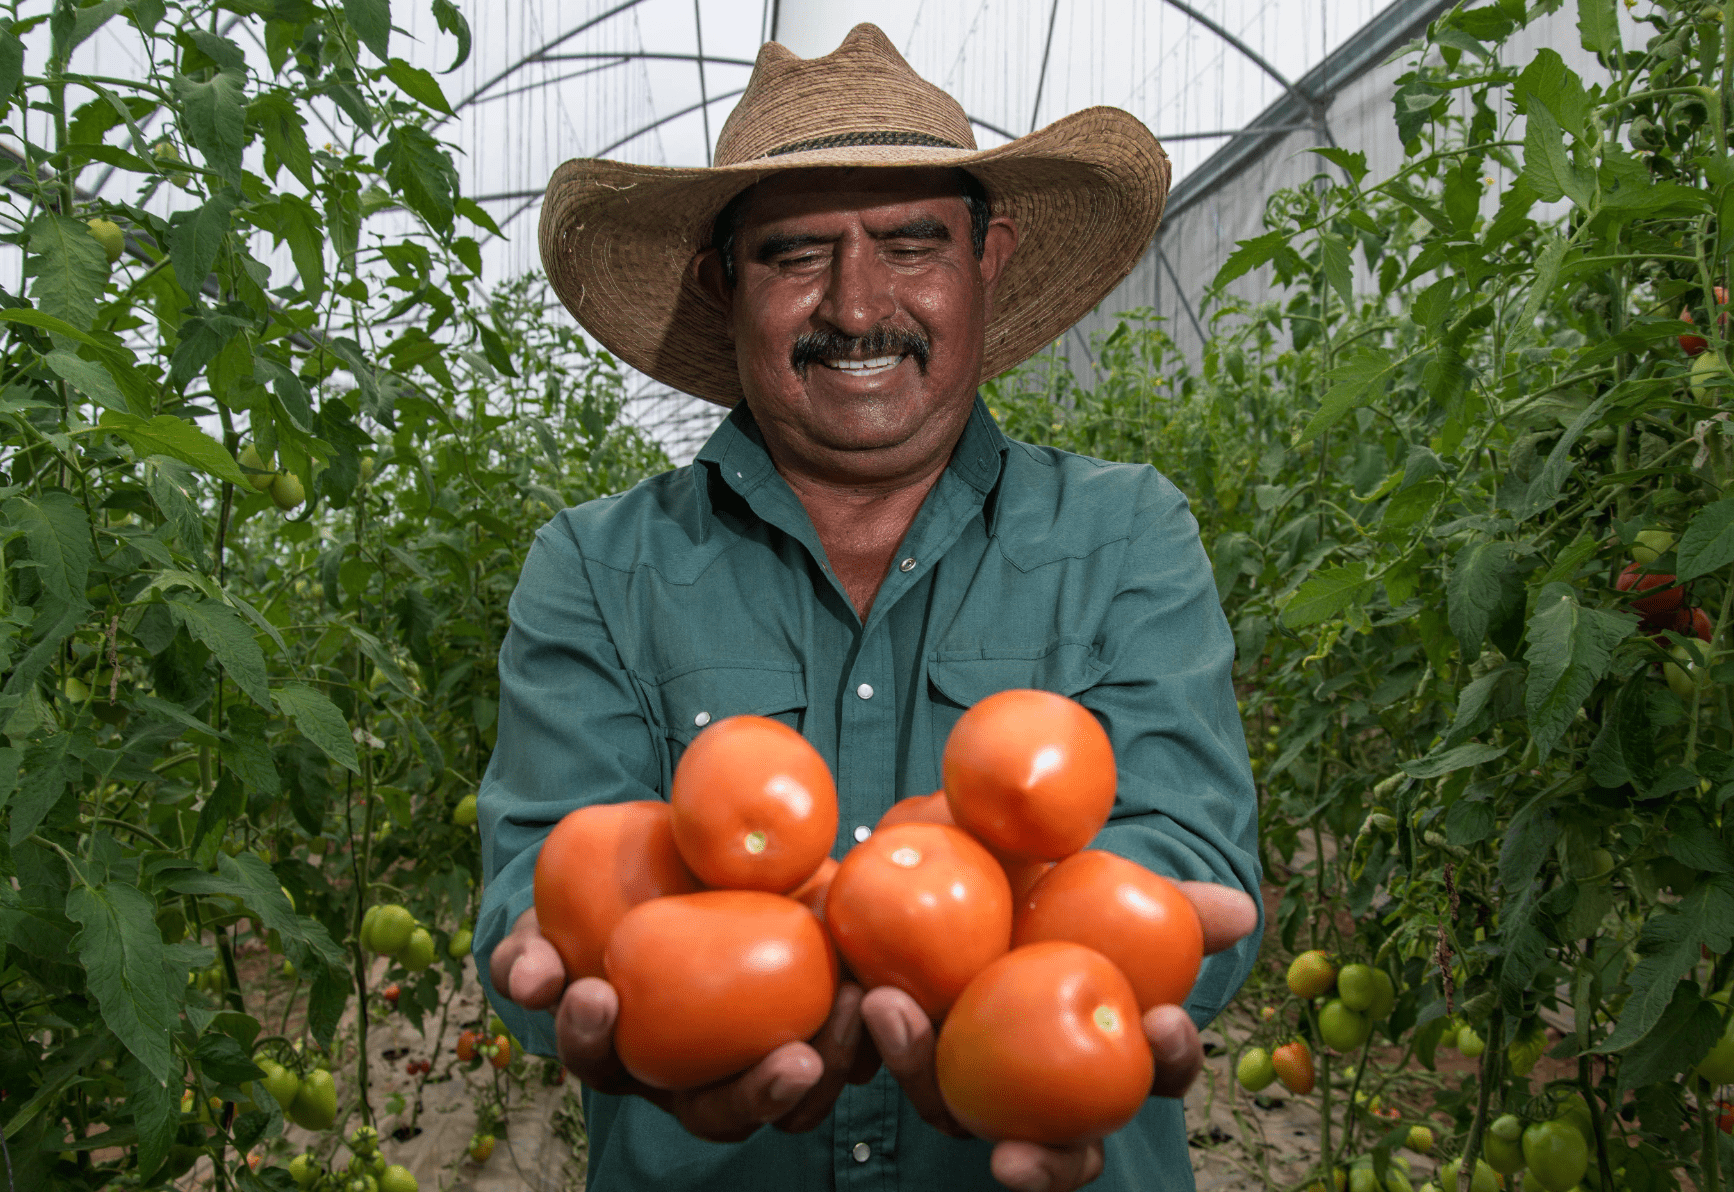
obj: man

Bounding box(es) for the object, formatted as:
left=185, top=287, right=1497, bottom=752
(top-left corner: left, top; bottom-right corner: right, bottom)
left=478, top=24, right=1261, bottom=1192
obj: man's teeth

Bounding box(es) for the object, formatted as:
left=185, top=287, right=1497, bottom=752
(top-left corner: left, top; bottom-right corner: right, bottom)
left=825, top=354, right=903, bottom=373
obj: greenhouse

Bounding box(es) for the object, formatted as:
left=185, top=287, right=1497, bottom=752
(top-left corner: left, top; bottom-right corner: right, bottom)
left=0, top=0, right=1728, bottom=1190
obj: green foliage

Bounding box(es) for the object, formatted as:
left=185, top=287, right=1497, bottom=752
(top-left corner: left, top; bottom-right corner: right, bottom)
left=0, top=2, right=664, bottom=1187
left=988, top=1, right=1734, bottom=1187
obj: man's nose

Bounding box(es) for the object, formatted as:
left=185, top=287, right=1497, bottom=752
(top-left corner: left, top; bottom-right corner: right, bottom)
left=815, top=237, right=896, bottom=336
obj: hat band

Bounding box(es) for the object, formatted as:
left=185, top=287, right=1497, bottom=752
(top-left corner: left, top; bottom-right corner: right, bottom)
left=761, top=130, right=964, bottom=158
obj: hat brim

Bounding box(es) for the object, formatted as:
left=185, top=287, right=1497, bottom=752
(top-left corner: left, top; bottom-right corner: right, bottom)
left=538, top=107, right=1169, bottom=407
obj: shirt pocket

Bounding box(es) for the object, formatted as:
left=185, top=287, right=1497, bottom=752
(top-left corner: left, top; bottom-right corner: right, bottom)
left=641, top=659, right=809, bottom=784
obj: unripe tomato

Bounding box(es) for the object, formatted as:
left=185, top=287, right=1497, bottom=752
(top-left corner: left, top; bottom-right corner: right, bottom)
left=1237, top=1047, right=1276, bottom=1091
left=1272, top=1040, right=1314, bottom=1094
left=86, top=217, right=124, bottom=265
left=1319, top=999, right=1371, bottom=1051
left=379, top=1165, right=417, bottom=1192
left=1692, top=351, right=1732, bottom=402
left=370, top=905, right=416, bottom=956
left=288, top=1068, right=337, bottom=1131
left=942, top=689, right=1116, bottom=860
left=360, top=456, right=376, bottom=484
left=936, top=941, right=1151, bottom=1144
left=1440, top=1158, right=1499, bottom=1192
left=1337, top=964, right=1377, bottom=1011
left=1617, top=563, right=1684, bottom=618
left=452, top=794, right=478, bottom=826
left=1456, top=1025, right=1486, bottom=1058
left=788, top=855, right=837, bottom=919
left=1365, top=968, right=1397, bottom=1020
left=289, top=1154, right=318, bottom=1189
left=1287, top=950, right=1337, bottom=999
left=605, top=890, right=838, bottom=1090
left=401, top=927, right=436, bottom=971
left=1523, top=1119, right=1590, bottom=1192
left=447, top=927, right=473, bottom=959
left=1697, top=1025, right=1734, bottom=1083
left=1631, top=529, right=1677, bottom=565
left=669, top=716, right=838, bottom=892
left=456, top=1030, right=478, bottom=1063
left=1483, top=1115, right=1526, bottom=1175
left=239, top=444, right=277, bottom=492
left=468, top=1134, right=495, bottom=1162
left=1666, top=645, right=1704, bottom=701
left=533, top=801, right=702, bottom=982
left=827, top=823, right=1012, bottom=1019
left=258, top=1058, right=300, bottom=1110
left=1011, top=849, right=1202, bottom=1011
left=1408, top=1126, right=1434, bottom=1155
left=271, top=472, right=306, bottom=511
left=489, top=1035, right=512, bottom=1069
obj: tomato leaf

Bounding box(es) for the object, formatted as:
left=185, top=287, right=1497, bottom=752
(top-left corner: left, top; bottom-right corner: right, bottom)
left=383, top=58, right=451, bottom=114
left=1280, top=561, right=1370, bottom=629
left=342, top=0, right=391, bottom=62
left=123, top=1053, right=177, bottom=1178
left=167, top=188, right=237, bottom=295
left=98, top=412, right=249, bottom=487
left=26, top=213, right=110, bottom=334
left=174, top=68, right=248, bottom=186
left=168, top=596, right=271, bottom=708
left=2, top=490, right=91, bottom=608
left=431, top=0, right=470, bottom=71
left=1575, top=0, right=1619, bottom=54
left=1676, top=496, right=1734, bottom=581
left=273, top=683, right=360, bottom=774
left=1400, top=741, right=1511, bottom=779
left=1299, top=348, right=1396, bottom=441
left=1446, top=541, right=1520, bottom=663
left=65, top=881, right=180, bottom=1086
left=1523, top=583, right=1636, bottom=757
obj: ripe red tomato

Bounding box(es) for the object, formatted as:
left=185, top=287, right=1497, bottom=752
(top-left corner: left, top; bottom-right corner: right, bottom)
left=1617, top=563, right=1685, bottom=618
left=1003, top=856, right=1057, bottom=901
left=825, top=823, right=1012, bottom=1019
left=789, top=855, right=838, bottom=920
left=455, top=1030, right=478, bottom=1063
left=1681, top=286, right=1730, bottom=356
left=382, top=983, right=400, bottom=1005
left=605, top=890, right=838, bottom=1090
left=1693, top=607, right=1715, bottom=642
left=533, top=801, right=702, bottom=982
left=876, top=791, right=954, bottom=829
left=670, top=716, right=838, bottom=892
left=935, top=941, right=1152, bottom=1144
left=1272, top=1040, right=1314, bottom=1094
left=489, top=1035, right=512, bottom=1069
left=942, top=689, right=1116, bottom=860
left=1011, top=850, right=1203, bottom=1011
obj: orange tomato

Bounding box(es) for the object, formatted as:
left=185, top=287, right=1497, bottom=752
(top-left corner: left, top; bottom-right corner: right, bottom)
left=825, top=823, right=1013, bottom=1019
left=489, top=1034, right=512, bottom=1069
left=875, top=791, right=954, bottom=829
left=533, top=801, right=703, bottom=981
left=1003, top=856, right=1057, bottom=901
left=936, top=941, right=1152, bottom=1144
left=1272, top=1040, right=1314, bottom=1094
left=605, top=890, right=838, bottom=1090
left=790, top=855, right=839, bottom=920
left=456, top=1029, right=478, bottom=1062
left=942, top=689, right=1116, bottom=860
left=670, top=716, right=838, bottom=892
left=1012, top=850, right=1203, bottom=1011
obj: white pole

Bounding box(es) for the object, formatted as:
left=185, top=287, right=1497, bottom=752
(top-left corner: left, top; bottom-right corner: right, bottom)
left=771, top=0, right=863, bottom=57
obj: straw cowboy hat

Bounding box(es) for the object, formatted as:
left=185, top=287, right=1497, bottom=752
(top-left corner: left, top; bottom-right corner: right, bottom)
left=538, top=23, right=1169, bottom=407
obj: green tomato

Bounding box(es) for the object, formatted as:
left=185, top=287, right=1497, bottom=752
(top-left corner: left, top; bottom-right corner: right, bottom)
left=453, top=793, right=478, bottom=827
left=1319, top=999, right=1372, bottom=1052
left=259, top=1059, right=300, bottom=1111
left=447, top=927, right=473, bottom=959
left=379, top=1164, right=419, bottom=1192
left=1236, top=1047, right=1276, bottom=1091
left=86, top=217, right=124, bottom=265
left=360, top=904, right=382, bottom=951
left=1365, top=968, right=1397, bottom=1020
left=370, top=905, right=416, bottom=956
left=1666, top=645, right=1703, bottom=701
left=1337, top=964, right=1377, bottom=1012
left=1523, top=1120, right=1590, bottom=1192
left=289, top=1153, right=319, bottom=1189
left=1483, top=1124, right=1527, bottom=1175
left=1350, top=1168, right=1379, bottom=1192
left=1631, top=530, right=1677, bottom=566
left=1407, top=1126, right=1434, bottom=1155
left=1697, top=1032, right=1734, bottom=1084
left=1440, top=1158, right=1499, bottom=1192
left=271, top=471, right=306, bottom=511
left=1456, top=1025, right=1485, bottom=1058
left=1690, top=351, right=1731, bottom=402
left=288, top=1068, right=337, bottom=1131
left=401, top=926, right=436, bottom=972
left=239, top=444, right=277, bottom=492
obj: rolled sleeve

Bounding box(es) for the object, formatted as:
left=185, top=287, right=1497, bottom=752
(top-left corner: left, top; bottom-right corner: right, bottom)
left=474, top=515, right=662, bottom=1057
left=1081, top=472, right=1263, bottom=1029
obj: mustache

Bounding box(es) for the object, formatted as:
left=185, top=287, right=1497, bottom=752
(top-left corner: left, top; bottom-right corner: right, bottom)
left=790, top=326, right=931, bottom=377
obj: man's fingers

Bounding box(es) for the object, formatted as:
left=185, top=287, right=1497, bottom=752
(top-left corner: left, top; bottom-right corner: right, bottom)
left=776, top=982, right=865, bottom=1134
left=554, top=978, right=641, bottom=1096
left=1144, top=1002, right=1204, bottom=1098
left=990, top=1140, right=1105, bottom=1192
left=860, top=986, right=969, bottom=1138
left=1175, top=881, right=1260, bottom=955
left=673, top=1042, right=824, bottom=1143
left=505, top=934, right=568, bottom=1010
left=845, top=1029, right=883, bottom=1085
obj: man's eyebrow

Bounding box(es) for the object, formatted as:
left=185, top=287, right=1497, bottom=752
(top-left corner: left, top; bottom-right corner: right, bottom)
left=752, top=217, right=954, bottom=263
left=754, top=232, right=831, bottom=262
left=876, top=217, right=951, bottom=243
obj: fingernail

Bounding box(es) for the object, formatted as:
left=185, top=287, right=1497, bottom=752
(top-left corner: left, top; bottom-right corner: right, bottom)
left=1156, top=1013, right=1192, bottom=1065
left=767, top=1071, right=808, bottom=1105
left=569, top=996, right=606, bottom=1035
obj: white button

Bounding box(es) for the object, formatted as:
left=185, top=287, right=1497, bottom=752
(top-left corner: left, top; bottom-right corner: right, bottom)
left=693, top=711, right=711, bottom=727
left=852, top=1142, right=871, bottom=1163
left=853, top=825, right=871, bottom=843
left=735, top=471, right=742, bottom=478
left=899, top=557, right=916, bottom=572
left=857, top=683, right=874, bottom=700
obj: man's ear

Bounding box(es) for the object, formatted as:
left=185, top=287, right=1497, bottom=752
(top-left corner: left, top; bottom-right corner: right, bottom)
left=977, top=216, right=1018, bottom=310
left=691, top=248, right=735, bottom=337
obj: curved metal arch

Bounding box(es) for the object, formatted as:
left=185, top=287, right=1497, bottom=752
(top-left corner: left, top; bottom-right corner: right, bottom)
left=538, top=51, right=757, bottom=67
left=1157, top=0, right=1308, bottom=102
left=438, top=0, right=652, bottom=128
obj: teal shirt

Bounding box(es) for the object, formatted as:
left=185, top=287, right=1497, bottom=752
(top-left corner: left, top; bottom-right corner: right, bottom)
left=475, top=398, right=1261, bottom=1191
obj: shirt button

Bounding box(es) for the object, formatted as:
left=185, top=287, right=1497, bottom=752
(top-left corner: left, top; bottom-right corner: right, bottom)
left=899, top=557, right=916, bottom=572
left=857, top=683, right=874, bottom=700
left=852, top=1142, right=871, bottom=1163
left=853, top=825, right=871, bottom=843
left=693, top=711, right=711, bottom=727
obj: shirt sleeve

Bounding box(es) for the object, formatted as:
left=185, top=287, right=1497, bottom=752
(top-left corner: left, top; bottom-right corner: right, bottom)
left=1081, top=469, right=1263, bottom=1031
left=474, top=513, right=663, bottom=1058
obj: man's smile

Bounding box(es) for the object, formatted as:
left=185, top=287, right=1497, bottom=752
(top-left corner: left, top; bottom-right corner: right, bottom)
left=821, top=354, right=906, bottom=375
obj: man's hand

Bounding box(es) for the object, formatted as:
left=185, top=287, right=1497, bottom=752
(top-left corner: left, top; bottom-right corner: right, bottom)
left=490, top=908, right=871, bottom=1142
left=860, top=879, right=1259, bottom=1192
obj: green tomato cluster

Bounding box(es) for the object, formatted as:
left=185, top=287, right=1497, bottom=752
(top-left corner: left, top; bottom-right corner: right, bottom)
left=361, top=903, right=438, bottom=971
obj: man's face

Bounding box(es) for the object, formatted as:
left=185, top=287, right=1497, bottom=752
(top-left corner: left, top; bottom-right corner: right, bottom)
left=701, top=168, right=1016, bottom=483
